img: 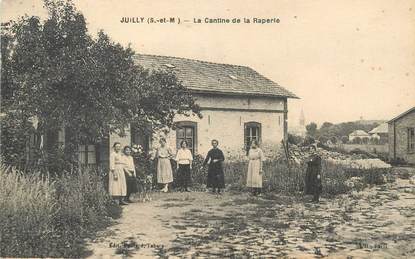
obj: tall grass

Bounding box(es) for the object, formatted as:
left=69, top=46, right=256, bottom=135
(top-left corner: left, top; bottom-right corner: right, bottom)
left=191, top=158, right=390, bottom=196
left=0, top=167, right=56, bottom=256
left=0, top=165, right=121, bottom=258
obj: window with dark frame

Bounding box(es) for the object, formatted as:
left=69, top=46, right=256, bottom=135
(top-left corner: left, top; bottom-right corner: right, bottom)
left=131, top=123, right=150, bottom=152
left=244, top=122, right=261, bottom=151
left=57, top=128, right=65, bottom=148
left=78, top=144, right=97, bottom=165
left=408, top=128, right=415, bottom=153
left=175, top=121, right=197, bottom=155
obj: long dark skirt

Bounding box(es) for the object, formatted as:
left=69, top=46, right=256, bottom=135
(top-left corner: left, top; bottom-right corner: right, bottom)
left=305, top=167, right=322, bottom=195
left=125, top=172, right=138, bottom=196
left=207, top=163, right=225, bottom=189
left=177, top=164, right=191, bottom=189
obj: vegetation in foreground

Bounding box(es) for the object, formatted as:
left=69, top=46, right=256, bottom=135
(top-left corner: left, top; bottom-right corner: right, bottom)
left=0, top=165, right=121, bottom=258
left=0, top=153, right=393, bottom=258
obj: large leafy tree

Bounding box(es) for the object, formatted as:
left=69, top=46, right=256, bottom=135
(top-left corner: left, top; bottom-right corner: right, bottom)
left=1, top=0, right=200, bottom=170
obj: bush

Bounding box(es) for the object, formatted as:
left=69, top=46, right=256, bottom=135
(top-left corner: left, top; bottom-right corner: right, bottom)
left=341, top=136, right=349, bottom=144
left=133, top=151, right=156, bottom=191
left=349, top=148, right=377, bottom=158
left=288, top=133, right=304, bottom=145
left=190, top=154, right=208, bottom=190
left=303, top=136, right=315, bottom=146
left=322, top=161, right=353, bottom=196
left=344, top=167, right=391, bottom=186
left=318, top=136, right=329, bottom=145
left=0, top=165, right=121, bottom=258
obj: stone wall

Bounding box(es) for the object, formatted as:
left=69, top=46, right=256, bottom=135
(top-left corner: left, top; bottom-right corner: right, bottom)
left=388, top=110, right=415, bottom=164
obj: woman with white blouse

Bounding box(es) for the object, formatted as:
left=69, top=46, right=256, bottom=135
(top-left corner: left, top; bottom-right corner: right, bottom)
left=175, top=140, right=193, bottom=192
left=109, top=142, right=128, bottom=205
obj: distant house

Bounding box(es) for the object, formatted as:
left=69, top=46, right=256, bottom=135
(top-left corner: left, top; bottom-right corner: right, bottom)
left=41, top=54, right=299, bottom=167
left=388, top=107, right=415, bottom=164
left=349, top=130, right=370, bottom=143
left=369, top=123, right=388, bottom=143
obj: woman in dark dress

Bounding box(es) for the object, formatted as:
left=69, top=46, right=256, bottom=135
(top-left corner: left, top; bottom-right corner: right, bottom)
left=305, top=145, right=322, bottom=202
left=203, top=139, right=225, bottom=194
left=123, top=146, right=138, bottom=203
left=175, top=140, right=193, bottom=192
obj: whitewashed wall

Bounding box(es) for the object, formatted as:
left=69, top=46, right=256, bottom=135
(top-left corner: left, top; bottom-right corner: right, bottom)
left=163, top=111, right=284, bottom=156
left=194, top=94, right=285, bottom=111
left=109, top=94, right=287, bottom=159
left=157, top=94, right=286, bottom=157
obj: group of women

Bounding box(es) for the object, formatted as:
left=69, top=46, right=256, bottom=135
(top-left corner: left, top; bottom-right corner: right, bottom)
left=109, top=143, right=138, bottom=205
left=108, top=138, right=267, bottom=204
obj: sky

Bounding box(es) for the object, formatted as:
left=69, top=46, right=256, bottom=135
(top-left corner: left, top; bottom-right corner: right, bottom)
left=2, top=0, right=414, bottom=126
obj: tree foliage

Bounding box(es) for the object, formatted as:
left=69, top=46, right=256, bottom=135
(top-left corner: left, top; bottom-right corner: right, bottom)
left=318, top=135, right=329, bottom=144
left=301, top=121, right=382, bottom=146
left=341, top=136, right=349, bottom=144
left=305, top=122, right=318, bottom=137
left=320, top=122, right=333, bottom=130
left=317, top=121, right=380, bottom=140
left=288, top=133, right=304, bottom=145
left=1, top=0, right=200, bottom=170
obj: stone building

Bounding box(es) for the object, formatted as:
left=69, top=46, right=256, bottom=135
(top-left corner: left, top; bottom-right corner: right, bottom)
left=129, top=54, right=298, bottom=157
left=368, top=123, right=388, bottom=143
left=388, top=107, right=415, bottom=164
left=42, top=54, right=298, bottom=167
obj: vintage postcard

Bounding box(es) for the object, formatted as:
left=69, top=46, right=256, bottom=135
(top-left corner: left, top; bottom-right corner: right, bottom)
left=1, top=0, right=414, bottom=258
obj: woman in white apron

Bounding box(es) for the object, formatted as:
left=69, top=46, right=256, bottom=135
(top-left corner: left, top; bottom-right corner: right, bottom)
left=156, top=138, right=174, bottom=192
left=246, top=140, right=265, bottom=196
left=109, top=142, right=128, bottom=205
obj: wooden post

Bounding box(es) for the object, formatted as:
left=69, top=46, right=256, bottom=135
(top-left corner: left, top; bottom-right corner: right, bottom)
left=282, top=139, right=291, bottom=171
left=283, top=98, right=288, bottom=144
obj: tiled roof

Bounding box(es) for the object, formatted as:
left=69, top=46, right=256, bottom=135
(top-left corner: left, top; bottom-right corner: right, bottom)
left=349, top=130, right=369, bottom=136
left=388, top=107, right=415, bottom=123
left=369, top=123, right=388, bottom=134
left=133, top=54, right=298, bottom=98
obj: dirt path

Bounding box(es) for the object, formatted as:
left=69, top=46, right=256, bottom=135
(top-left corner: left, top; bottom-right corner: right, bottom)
left=86, top=168, right=415, bottom=258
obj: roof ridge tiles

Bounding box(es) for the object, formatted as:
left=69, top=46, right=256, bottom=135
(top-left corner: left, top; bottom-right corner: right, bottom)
left=134, top=53, right=250, bottom=68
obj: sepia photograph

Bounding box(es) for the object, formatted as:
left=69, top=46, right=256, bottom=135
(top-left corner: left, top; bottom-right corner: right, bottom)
left=1, top=0, right=414, bottom=258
